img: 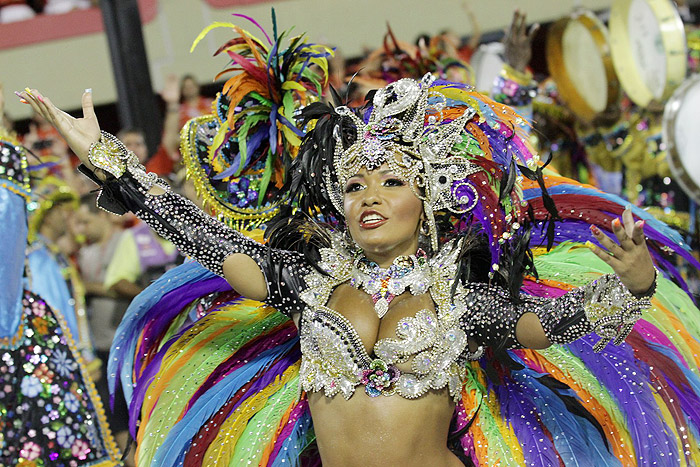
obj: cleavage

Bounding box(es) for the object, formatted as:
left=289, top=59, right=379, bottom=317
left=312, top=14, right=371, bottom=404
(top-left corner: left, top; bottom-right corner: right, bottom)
left=326, top=283, right=435, bottom=355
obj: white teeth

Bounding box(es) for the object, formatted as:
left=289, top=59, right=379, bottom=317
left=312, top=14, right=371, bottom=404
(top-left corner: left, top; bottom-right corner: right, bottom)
left=362, top=214, right=384, bottom=223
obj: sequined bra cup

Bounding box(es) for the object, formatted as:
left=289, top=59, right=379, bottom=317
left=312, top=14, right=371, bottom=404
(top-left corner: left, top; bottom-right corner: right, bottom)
left=298, top=235, right=473, bottom=400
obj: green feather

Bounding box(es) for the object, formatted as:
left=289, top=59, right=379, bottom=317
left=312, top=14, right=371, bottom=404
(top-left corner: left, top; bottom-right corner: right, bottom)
left=231, top=376, right=300, bottom=466
left=258, top=150, right=274, bottom=207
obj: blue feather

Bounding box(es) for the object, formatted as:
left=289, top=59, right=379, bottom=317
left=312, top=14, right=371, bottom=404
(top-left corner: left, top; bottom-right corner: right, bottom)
left=108, top=262, right=221, bottom=402
left=270, top=410, right=313, bottom=467
left=494, top=376, right=560, bottom=466
left=513, top=368, right=618, bottom=466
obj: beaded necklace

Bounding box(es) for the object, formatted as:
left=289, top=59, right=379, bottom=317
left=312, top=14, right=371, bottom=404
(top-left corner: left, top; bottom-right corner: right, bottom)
left=350, top=249, right=431, bottom=318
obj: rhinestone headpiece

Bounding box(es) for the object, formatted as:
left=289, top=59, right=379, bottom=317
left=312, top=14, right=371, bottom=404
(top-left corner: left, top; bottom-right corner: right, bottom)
left=327, top=74, right=482, bottom=250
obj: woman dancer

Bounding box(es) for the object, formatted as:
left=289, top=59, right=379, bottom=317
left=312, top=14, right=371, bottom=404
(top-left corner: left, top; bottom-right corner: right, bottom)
left=18, top=27, right=700, bottom=465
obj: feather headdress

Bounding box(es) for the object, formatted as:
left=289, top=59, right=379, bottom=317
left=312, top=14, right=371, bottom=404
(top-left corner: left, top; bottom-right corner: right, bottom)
left=182, top=10, right=333, bottom=230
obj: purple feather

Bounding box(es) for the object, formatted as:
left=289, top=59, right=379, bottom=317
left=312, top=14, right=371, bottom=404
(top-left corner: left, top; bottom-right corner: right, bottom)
left=493, top=377, right=560, bottom=466
left=187, top=323, right=297, bottom=410
left=224, top=346, right=301, bottom=417
left=127, top=336, right=177, bottom=436
left=269, top=399, right=310, bottom=462
left=268, top=105, right=278, bottom=151
left=231, top=13, right=272, bottom=45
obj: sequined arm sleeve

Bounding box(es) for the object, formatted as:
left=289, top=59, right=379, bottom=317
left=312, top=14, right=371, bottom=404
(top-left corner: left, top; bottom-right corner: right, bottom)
left=76, top=132, right=310, bottom=316
left=134, top=190, right=310, bottom=316
left=462, top=272, right=656, bottom=353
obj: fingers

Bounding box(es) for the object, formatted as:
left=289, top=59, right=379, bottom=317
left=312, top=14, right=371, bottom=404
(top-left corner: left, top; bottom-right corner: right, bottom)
left=504, top=10, right=518, bottom=40
left=21, top=89, right=53, bottom=121
left=631, top=219, right=646, bottom=245
left=585, top=240, right=621, bottom=267
left=622, top=205, right=635, bottom=237
left=81, top=89, right=97, bottom=121
left=518, top=11, right=527, bottom=37
left=35, top=93, right=63, bottom=124
left=19, top=90, right=47, bottom=120
left=528, top=23, right=540, bottom=41
left=590, top=224, right=625, bottom=259
left=611, top=216, right=636, bottom=251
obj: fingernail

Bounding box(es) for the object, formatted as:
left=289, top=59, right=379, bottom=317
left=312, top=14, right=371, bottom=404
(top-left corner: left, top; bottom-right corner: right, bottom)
left=14, top=91, right=22, bottom=98
left=589, top=225, right=600, bottom=235
left=36, top=94, right=44, bottom=103
left=585, top=241, right=595, bottom=249
left=613, top=218, right=621, bottom=228
left=85, top=88, right=92, bottom=93
left=624, top=204, right=631, bottom=212
left=19, top=98, right=28, bottom=104
left=24, top=87, right=32, bottom=94
left=637, top=220, right=645, bottom=228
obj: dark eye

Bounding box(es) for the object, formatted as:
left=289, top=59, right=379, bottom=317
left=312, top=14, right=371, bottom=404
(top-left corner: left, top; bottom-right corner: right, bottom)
left=345, top=182, right=364, bottom=193
left=383, top=178, right=405, bottom=187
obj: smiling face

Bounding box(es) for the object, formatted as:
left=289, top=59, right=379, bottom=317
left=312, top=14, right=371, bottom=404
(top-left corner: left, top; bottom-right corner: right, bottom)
left=343, top=165, right=424, bottom=267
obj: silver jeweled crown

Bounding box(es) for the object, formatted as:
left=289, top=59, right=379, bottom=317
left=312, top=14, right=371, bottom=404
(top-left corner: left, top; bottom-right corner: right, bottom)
left=326, top=73, right=482, bottom=250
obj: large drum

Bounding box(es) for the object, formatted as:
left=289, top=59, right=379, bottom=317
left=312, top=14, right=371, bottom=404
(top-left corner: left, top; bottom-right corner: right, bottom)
left=546, top=10, right=620, bottom=122
left=662, top=74, right=700, bottom=204
left=609, top=0, right=687, bottom=107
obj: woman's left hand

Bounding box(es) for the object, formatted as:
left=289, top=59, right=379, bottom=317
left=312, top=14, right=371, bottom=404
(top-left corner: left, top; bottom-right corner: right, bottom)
left=587, top=206, right=656, bottom=295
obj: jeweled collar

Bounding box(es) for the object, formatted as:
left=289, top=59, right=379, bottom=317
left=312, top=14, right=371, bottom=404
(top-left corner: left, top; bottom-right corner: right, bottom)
left=349, top=249, right=432, bottom=318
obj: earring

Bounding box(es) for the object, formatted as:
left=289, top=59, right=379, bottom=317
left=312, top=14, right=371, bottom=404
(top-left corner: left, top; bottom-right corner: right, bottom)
left=343, top=225, right=357, bottom=248
left=420, top=219, right=430, bottom=237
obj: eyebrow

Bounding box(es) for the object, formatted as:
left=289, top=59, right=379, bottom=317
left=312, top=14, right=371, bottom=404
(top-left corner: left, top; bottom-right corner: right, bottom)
left=348, top=169, right=394, bottom=179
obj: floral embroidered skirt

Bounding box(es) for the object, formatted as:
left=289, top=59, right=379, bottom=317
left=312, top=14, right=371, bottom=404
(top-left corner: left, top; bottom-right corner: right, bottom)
left=0, top=291, right=120, bottom=466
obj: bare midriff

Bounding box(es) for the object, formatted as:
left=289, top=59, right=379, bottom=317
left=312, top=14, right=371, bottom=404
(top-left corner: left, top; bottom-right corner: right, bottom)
left=300, top=284, right=465, bottom=467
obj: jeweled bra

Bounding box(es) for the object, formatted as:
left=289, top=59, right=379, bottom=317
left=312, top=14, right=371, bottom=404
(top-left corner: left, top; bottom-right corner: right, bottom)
left=298, top=232, right=480, bottom=400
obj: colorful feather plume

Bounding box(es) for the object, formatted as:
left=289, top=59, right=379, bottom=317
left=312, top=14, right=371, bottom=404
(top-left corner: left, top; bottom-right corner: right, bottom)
left=182, top=10, right=334, bottom=230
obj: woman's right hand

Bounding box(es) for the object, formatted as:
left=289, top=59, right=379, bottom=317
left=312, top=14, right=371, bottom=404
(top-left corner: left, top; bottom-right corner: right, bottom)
left=19, top=89, right=100, bottom=165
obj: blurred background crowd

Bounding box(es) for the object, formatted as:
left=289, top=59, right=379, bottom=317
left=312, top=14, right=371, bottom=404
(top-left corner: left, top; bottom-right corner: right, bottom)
left=2, top=0, right=700, bottom=463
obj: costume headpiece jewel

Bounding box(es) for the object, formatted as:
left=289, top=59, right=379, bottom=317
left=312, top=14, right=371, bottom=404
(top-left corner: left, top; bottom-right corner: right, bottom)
left=328, top=73, right=482, bottom=250
left=288, top=72, right=540, bottom=278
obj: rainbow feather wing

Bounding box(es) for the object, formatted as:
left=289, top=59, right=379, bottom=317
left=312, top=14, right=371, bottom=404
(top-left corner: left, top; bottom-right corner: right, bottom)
left=461, top=230, right=700, bottom=466
left=136, top=301, right=289, bottom=466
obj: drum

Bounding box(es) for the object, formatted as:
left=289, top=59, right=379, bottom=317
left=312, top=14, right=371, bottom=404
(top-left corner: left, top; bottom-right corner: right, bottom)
left=547, top=10, right=620, bottom=122
left=609, top=0, right=687, bottom=107
left=662, top=74, right=700, bottom=203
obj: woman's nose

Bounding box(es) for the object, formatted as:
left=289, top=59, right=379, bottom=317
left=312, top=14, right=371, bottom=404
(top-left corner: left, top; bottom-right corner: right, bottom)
left=361, top=184, right=381, bottom=206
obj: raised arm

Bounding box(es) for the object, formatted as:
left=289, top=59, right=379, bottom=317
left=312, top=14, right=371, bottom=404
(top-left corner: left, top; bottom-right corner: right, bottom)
left=465, top=208, right=657, bottom=353
left=19, top=88, right=308, bottom=315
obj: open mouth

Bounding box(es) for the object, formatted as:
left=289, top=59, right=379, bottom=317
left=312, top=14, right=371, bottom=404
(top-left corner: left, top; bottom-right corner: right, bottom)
left=359, top=212, right=387, bottom=229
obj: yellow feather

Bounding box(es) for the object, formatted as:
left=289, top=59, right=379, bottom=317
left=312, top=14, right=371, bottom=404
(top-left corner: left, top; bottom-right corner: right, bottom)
left=191, top=22, right=239, bottom=53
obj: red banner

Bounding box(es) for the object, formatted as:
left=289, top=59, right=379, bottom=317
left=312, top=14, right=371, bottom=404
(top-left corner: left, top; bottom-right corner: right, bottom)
left=0, top=0, right=158, bottom=50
